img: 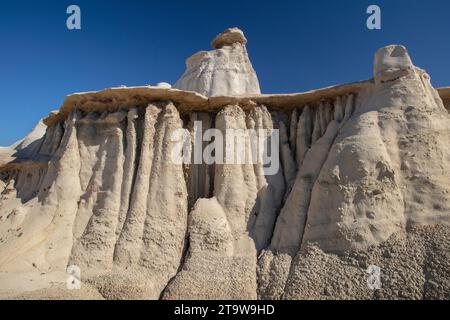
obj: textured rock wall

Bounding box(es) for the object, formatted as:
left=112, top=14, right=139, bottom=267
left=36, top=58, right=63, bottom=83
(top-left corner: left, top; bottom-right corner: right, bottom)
left=1, top=45, right=450, bottom=300
left=0, top=103, right=189, bottom=298
left=257, top=46, right=450, bottom=300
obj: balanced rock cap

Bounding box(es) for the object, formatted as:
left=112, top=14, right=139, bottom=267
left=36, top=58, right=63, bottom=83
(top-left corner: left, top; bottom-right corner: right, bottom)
left=211, top=27, right=247, bottom=49
left=374, top=45, right=414, bottom=83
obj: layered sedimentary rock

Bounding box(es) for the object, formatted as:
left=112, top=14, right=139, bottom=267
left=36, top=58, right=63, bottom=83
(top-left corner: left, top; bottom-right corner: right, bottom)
left=1, top=29, right=450, bottom=300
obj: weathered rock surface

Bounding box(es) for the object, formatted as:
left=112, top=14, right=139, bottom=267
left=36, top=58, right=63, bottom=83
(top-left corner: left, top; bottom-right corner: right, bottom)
left=0, top=119, right=47, bottom=168
left=257, top=45, right=450, bottom=300
left=174, top=28, right=260, bottom=97
left=211, top=27, right=247, bottom=49
left=283, top=225, right=450, bottom=300
left=1, top=34, right=449, bottom=300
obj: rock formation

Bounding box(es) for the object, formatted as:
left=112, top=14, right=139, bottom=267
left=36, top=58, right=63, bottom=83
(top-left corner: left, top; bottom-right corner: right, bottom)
left=0, top=29, right=449, bottom=300
left=174, top=28, right=261, bottom=97
left=0, top=119, right=47, bottom=162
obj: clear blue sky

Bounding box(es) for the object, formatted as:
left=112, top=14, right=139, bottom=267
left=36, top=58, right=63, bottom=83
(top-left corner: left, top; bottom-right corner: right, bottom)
left=1, top=0, right=449, bottom=145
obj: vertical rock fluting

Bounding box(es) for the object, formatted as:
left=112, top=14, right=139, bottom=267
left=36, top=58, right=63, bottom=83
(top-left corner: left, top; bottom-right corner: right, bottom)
left=295, top=105, right=312, bottom=167
left=163, top=105, right=259, bottom=299
left=0, top=103, right=190, bottom=299
left=279, top=120, right=296, bottom=190
left=174, top=28, right=261, bottom=97
left=39, top=122, right=63, bottom=157
left=186, top=112, right=214, bottom=209
left=289, top=109, right=298, bottom=158
left=69, top=111, right=127, bottom=271
left=163, top=105, right=285, bottom=299
left=107, top=103, right=189, bottom=299
left=0, top=111, right=82, bottom=272
left=259, top=45, right=450, bottom=300
left=257, top=95, right=355, bottom=299
left=115, top=108, right=139, bottom=239
left=114, top=105, right=161, bottom=266
left=1, top=40, right=450, bottom=300
left=11, top=166, right=47, bottom=204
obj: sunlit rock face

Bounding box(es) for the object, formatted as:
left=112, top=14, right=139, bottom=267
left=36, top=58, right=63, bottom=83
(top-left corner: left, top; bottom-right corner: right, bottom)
left=174, top=28, right=261, bottom=97
left=1, top=32, right=450, bottom=301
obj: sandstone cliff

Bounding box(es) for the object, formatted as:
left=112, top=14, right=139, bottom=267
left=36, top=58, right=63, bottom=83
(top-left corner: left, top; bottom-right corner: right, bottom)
left=0, top=29, right=449, bottom=300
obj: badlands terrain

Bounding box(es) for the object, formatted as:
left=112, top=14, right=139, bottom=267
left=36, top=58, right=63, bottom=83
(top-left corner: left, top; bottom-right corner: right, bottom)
left=0, top=28, right=449, bottom=300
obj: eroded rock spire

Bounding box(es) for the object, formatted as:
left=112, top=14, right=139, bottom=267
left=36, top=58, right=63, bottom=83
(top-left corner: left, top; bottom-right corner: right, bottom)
left=174, top=27, right=261, bottom=97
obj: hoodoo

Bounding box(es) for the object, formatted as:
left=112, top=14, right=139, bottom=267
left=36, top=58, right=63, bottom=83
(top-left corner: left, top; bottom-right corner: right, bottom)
left=174, top=27, right=261, bottom=97
left=0, top=29, right=449, bottom=300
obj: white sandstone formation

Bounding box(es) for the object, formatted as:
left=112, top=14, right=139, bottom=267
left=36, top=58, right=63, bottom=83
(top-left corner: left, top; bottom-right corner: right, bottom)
left=163, top=105, right=285, bottom=299
left=174, top=28, right=261, bottom=97
left=257, top=45, right=450, bottom=299
left=0, top=119, right=47, bottom=161
left=301, top=45, right=450, bottom=251
left=0, top=32, right=450, bottom=300
left=155, top=82, right=171, bottom=89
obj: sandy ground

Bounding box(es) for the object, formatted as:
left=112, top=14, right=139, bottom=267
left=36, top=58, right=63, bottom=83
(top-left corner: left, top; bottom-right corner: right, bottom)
left=0, top=271, right=103, bottom=300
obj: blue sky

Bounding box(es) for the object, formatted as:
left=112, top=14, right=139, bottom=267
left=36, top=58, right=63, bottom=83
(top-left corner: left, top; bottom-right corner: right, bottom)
left=0, top=0, right=449, bottom=145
